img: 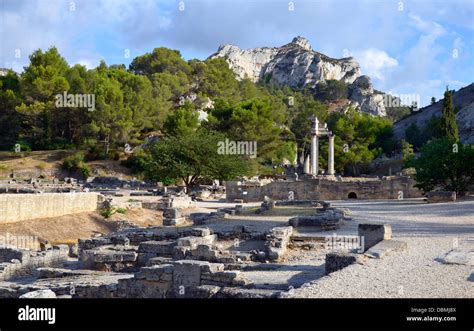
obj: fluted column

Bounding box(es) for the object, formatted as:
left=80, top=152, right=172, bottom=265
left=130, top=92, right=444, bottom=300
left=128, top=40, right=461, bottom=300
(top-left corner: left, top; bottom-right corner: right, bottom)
left=328, top=134, right=335, bottom=175
left=304, top=154, right=310, bottom=174
left=311, top=135, right=319, bottom=175
left=311, top=117, right=319, bottom=176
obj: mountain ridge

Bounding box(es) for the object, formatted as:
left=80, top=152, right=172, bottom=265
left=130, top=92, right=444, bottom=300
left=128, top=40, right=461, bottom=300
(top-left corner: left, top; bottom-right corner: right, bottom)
left=393, top=83, right=474, bottom=144
left=209, top=36, right=386, bottom=116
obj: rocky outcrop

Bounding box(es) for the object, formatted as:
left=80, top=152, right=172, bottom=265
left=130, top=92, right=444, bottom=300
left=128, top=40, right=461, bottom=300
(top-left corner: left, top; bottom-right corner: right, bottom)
left=209, top=36, right=388, bottom=116
left=348, top=76, right=387, bottom=116
left=393, top=83, right=474, bottom=144
left=210, top=36, right=360, bottom=87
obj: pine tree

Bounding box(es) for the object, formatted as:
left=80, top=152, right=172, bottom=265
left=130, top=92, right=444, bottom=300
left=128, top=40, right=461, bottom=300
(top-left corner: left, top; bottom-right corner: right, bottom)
left=440, top=86, right=459, bottom=142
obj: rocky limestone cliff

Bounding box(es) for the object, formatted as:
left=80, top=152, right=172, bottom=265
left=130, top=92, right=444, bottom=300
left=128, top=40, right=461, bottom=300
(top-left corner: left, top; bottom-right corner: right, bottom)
left=209, top=36, right=386, bottom=116
left=393, top=83, right=474, bottom=144
left=210, top=36, right=360, bottom=86
left=348, top=76, right=387, bottom=116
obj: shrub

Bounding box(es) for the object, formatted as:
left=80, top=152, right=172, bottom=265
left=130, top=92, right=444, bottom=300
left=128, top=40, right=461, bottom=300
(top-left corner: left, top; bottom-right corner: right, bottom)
left=121, top=150, right=151, bottom=174
left=115, top=207, right=127, bottom=214
left=314, top=80, right=348, bottom=102
left=11, top=140, right=32, bottom=152
left=62, top=152, right=91, bottom=178
left=100, top=206, right=115, bottom=218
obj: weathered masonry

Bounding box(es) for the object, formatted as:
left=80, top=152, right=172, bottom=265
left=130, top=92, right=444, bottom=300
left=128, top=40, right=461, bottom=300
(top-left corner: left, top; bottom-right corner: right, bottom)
left=0, top=193, right=99, bottom=223
left=226, top=176, right=422, bottom=202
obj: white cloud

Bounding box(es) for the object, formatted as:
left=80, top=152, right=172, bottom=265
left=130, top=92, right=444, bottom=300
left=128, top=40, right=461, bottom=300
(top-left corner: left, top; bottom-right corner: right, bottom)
left=408, top=13, right=446, bottom=38
left=353, top=48, right=398, bottom=81
left=76, top=59, right=100, bottom=70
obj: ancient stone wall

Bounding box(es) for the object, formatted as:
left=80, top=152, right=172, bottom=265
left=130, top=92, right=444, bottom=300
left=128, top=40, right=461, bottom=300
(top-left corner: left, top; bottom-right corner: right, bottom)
left=226, top=176, right=423, bottom=202
left=0, top=193, right=99, bottom=223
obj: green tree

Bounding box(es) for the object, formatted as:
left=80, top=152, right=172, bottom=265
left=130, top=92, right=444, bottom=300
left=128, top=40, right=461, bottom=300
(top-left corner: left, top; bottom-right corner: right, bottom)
left=314, top=80, right=348, bottom=102
left=423, top=115, right=443, bottom=141
left=206, top=98, right=284, bottom=162
left=327, top=108, right=394, bottom=175
left=407, top=138, right=474, bottom=194
left=190, top=58, right=239, bottom=99
left=401, top=140, right=414, bottom=163
left=405, top=122, right=425, bottom=150
left=144, top=129, right=249, bottom=188
left=440, top=87, right=459, bottom=142
left=163, top=101, right=199, bottom=136
left=0, top=70, right=22, bottom=149
left=17, top=47, right=70, bottom=149
left=129, top=47, right=191, bottom=76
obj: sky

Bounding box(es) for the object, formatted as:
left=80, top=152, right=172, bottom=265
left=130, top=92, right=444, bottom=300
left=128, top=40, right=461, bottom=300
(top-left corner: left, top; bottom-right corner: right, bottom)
left=1, top=0, right=473, bottom=106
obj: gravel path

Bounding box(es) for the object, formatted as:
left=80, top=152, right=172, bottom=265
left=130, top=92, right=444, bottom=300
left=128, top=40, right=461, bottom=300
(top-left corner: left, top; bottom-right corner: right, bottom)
left=287, top=199, right=474, bottom=298
left=193, top=199, right=473, bottom=297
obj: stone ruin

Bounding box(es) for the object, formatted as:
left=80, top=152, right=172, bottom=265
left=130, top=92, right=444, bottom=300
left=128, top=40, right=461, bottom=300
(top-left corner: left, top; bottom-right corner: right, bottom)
left=324, top=223, right=407, bottom=274
left=288, top=201, right=351, bottom=230
left=253, top=198, right=351, bottom=231
left=0, top=245, right=69, bottom=281
left=0, top=196, right=408, bottom=299
left=0, top=216, right=295, bottom=298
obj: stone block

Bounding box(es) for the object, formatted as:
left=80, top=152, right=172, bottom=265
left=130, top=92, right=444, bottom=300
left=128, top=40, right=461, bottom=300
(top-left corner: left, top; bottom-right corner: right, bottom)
left=358, top=224, right=392, bottom=252
left=190, top=244, right=219, bottom=261
left=172, top=246, right=189, bottom=260
left=138, top=241, right=176, bottom=256
left=325, top=252, right=367, bottom=274
left=163, top=217, right=187, bottom=226
left=190, top=227, right=212, bottom=237
left=364, top=240, right=407, bottom=259
left=172, top=261, right=206, bottom=295
left=146, top=256, right=173, bottom=266
left=193, top=285, right=221, bottom=298
left=163, top=207, right=182, bottom=219
left=289, top=214, right=342, bottom=230
left=135, top=264, right=174, bottom=281
left=80, top=246, right=138, bottom=264
left=439, top=249, right=474, bottom=266
left=266, top=226, right=293, bottom=261
left=177, top=235, right=216, bottom=249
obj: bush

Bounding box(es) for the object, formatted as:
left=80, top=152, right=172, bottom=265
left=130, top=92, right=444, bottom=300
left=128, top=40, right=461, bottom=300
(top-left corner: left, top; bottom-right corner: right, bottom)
left=121, top=150, right=151, bottom=174
left=314, top=80, right=348, bottom=102
left=44, top=137, right=76, bottom=150
left=62, top=152, right=91, bottom=177
left=407, top=138, right=474, bottom=194
left=11, top=140, right=32, bottom=152
left=100, top=206, right=115, bottom=218
left=115, top=207, right=127, bottom=214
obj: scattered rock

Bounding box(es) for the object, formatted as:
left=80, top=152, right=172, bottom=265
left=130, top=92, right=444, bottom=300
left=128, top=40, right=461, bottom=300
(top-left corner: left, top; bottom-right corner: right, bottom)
left=364, top=240, right=407, bottom=259
left=20, top=289, right=57, bottom=299
left=358, top=224, right=392, bottom=252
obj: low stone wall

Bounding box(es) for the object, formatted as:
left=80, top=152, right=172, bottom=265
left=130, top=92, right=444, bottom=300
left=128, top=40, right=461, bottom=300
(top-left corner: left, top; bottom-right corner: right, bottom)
left=117, top=259, right=254, bottom=298
left=426, top=191, right=456, bottom=203
left=0, top=246, right=69, bottom=280
left=0, top=193, right=99, bottom=223
left=226, top=176, right=423, bottom=202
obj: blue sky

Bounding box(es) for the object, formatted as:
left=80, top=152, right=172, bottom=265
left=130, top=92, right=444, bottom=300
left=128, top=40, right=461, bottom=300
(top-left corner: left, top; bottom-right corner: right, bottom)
left=1, top=0, right=473, bottom=106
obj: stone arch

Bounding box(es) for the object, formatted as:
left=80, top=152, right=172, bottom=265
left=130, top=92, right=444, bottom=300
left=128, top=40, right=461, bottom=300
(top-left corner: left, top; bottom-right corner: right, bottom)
left=348, top=192, right=358, bottom=199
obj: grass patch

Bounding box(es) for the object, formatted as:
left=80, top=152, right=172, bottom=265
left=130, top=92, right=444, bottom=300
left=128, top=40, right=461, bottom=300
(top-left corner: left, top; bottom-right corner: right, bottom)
left=100, top=206, right=128, bottom=218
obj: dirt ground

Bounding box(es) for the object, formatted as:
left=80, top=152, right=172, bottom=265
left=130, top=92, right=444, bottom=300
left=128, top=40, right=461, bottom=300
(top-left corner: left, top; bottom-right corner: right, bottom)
left=0, top=208, right=163, bottom=249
